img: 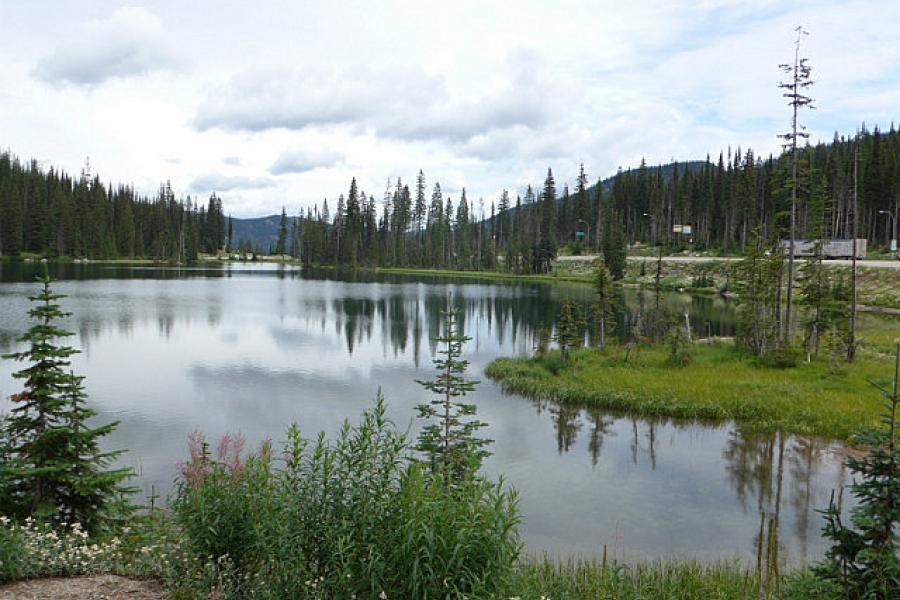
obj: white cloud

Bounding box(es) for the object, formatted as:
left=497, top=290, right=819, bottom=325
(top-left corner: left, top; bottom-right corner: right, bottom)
left=31, top=7, right=179, bottom=86
left=189, top=173, right=276, bottom=194
left=270, top=148, right=345, bottom=175
left=194, top=52, right=552, bottom=143
left=1, top=1, right=897, bottom=218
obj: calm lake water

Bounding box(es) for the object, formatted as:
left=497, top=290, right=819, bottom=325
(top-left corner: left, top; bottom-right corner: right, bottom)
left=0, top=262, right=850, bottom=565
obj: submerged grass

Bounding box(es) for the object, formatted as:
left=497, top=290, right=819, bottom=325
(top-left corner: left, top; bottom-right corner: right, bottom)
left=486, top=342, right=890, bottom=440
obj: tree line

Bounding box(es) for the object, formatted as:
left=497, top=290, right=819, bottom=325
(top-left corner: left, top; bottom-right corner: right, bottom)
left=284, top=124, right=900, bottom=272
left=0, top=152, right=226, bottom=261
left=3, top=123, right=899, bottom=265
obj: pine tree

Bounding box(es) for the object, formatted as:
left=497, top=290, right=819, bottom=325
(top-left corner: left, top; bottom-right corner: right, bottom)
left=1, top=268, right=131, bottom=530
left=735, top=230, right=783, bottom=358
left=538, top=168, right=557, bottom=272
left=554, top=300, right=582, bottom=362
left=593, top=264, right=616, bottom=349
left=603, top=210, right=627, bottom=280
left=275, top=206, right=288, bottom=256
left=814, top=343, right=900, bottom=598
left=415, top=296, right=490, bottom=481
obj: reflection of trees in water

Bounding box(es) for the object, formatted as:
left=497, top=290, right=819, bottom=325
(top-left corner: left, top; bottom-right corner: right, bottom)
left=722, top=428, right=847, bottom=582
left=520, top=397, right=846, bottom=574
left=315, top=282, right=736, bottom=361
left=786, top=436, right=828, bottom=561
left=3, top=268, right=736, bottom=358
left=551, top=403, right=582, bottom=454
left=585, top=408, right=616, bottom=467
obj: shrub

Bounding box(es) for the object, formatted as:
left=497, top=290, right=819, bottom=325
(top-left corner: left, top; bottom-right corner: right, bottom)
left=0, top=517, right=129, bottom=581
left=172, top=394, right=521, bottom=599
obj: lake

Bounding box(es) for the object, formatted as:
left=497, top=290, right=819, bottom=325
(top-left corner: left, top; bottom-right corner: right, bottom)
left=0, top=262, right=850, bottom=566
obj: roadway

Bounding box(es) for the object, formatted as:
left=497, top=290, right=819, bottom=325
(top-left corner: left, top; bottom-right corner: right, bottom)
left=556, top=254, right=900, bottom=269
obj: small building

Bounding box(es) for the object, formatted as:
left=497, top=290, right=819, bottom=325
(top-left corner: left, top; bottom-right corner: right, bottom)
left=780, top=239, right=867, bottom=259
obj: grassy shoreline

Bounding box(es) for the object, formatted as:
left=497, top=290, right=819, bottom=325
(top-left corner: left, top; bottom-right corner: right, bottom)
left=486, top=342, right=891, bottom=441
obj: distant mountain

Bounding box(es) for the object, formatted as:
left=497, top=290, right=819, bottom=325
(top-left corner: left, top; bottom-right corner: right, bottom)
left=586, top=160, right=707, bottom=196
left=231, top=214, right=281, bottom=251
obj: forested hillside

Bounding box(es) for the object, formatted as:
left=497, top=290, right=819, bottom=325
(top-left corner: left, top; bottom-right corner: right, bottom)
left=295, top=125, right=900, bottom=271
left=0, top=152, right=225, bottom=260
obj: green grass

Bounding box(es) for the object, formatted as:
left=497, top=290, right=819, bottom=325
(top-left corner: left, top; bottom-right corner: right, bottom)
left=486, top=342, right=893, bottom=441
left=501, top=557, right=818, bottom=600
left=373, top=266, right=594, bottom=285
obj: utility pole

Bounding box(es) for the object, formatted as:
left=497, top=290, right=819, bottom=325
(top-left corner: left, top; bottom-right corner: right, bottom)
left=849, top=142, right=859, bottom=361
left=778, top=26, right=815, bottom=343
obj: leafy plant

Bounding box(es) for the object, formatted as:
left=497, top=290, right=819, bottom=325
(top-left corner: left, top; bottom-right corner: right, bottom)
left=172, top=395, right=520, bottom=600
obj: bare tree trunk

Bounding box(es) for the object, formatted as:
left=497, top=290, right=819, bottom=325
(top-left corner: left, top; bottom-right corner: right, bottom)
left=849, top=143, right=859, bottom=361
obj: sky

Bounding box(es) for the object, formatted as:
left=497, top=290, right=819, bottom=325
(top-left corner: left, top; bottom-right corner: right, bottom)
left=1, top=0, right=898, bottom=218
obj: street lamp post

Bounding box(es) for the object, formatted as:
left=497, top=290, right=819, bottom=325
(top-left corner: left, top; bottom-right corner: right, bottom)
left=878, top=209, right=897, bottom=252
left=642, top=212, right=656, bottom=247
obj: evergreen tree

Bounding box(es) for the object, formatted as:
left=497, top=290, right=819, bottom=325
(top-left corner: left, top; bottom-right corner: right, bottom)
left=603, top=210, right=627, bottom=280
left=538, top=168, right=557, bottom=273
left=1, top=268, right=131, bottom=530
left=593, top=264, right=616, bottom=349
left=275, top=206, right=288, bottom=255
left=415, top=296, right=490, bottom=481
left=734, top=230, right=783, bottom=358
left=814, top=343, right=900, bottom=598
left=554, top=300, right=582, bottom=362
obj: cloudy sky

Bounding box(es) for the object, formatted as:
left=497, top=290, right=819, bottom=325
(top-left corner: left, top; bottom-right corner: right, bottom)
left=1, top=1, right=898, bottom=217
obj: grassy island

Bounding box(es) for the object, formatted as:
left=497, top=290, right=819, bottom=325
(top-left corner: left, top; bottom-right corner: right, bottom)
left=487, top=342, right=891, bottom=440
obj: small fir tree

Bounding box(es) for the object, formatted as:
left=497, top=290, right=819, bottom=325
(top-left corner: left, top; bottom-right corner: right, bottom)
left=734, top=230, right=783, bottom=359
left=814, top=342, right=900, bottom=598
left=554, top=300, right=583, bottom=362
left=415, top=296, right=491, bottom=481
left=593, top=264, right=616, bottom=349
left=1, top=269, right=131, bottom=530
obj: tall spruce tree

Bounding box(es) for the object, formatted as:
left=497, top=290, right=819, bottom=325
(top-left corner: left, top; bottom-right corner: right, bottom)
left=1, top=268, right=131, bottom=530
left=274, top=206, right=288, bottom=255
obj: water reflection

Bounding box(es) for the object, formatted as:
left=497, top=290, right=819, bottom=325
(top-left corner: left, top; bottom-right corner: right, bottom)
left=0, top=262, right=846, bottom=565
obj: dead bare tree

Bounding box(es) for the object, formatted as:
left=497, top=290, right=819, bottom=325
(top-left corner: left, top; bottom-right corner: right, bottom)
left=778, top=26, right=815, bottom=343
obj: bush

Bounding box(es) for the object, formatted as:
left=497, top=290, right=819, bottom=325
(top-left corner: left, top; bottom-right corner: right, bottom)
left=0, top=517, right=136, bottom=581
left=172, top=395, right=521, bottom=599
left=759, top=343, right=802, bottom=369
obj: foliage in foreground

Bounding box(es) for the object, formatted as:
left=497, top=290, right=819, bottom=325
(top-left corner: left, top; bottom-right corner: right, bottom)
left=503, top=558, right=829, bottom=600
left=813, top=344, right=900, bottom=599
left=170, top=395, right=520, bottom=599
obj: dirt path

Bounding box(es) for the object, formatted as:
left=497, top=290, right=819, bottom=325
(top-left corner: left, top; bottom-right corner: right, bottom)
left=0, top=575, right=165, bottom=600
